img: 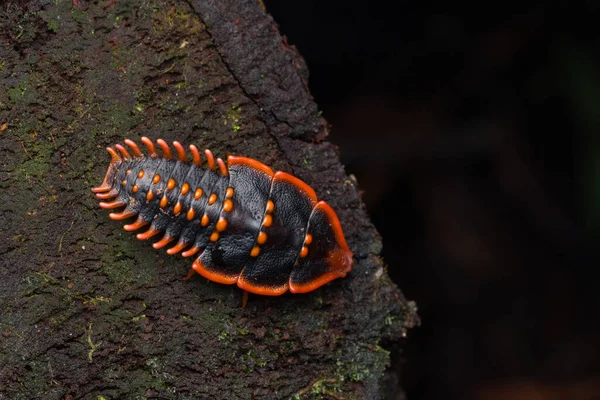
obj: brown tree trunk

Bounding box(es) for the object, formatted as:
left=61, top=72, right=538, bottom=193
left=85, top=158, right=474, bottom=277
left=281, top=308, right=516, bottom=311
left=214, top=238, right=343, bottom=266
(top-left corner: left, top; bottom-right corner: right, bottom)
left=0, top=1, right=417, bottom=398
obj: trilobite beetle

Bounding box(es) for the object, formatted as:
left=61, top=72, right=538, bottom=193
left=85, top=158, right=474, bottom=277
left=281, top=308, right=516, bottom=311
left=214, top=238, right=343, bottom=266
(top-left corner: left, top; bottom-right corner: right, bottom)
left=92, top=137, right=353, bottom=297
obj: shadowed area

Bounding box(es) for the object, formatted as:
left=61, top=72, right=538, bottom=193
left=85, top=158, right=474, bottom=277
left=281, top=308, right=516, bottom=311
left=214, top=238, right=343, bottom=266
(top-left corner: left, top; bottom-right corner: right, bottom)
left=269, top=0, right=600, bottom=398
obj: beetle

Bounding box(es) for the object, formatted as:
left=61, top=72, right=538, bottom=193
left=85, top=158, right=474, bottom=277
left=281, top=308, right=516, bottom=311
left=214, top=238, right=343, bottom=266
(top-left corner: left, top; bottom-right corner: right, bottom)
left=92, top=137, right=353, bottom=297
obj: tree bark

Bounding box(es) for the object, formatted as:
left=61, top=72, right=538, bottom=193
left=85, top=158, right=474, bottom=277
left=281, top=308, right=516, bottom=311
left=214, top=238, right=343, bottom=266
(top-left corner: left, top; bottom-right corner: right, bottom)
left=0, top=1, right=417, bottom=399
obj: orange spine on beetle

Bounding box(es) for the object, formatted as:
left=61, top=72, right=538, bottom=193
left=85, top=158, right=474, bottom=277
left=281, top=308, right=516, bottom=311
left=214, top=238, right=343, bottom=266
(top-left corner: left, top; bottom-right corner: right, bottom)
left=92, top=138, right=353, bottom=296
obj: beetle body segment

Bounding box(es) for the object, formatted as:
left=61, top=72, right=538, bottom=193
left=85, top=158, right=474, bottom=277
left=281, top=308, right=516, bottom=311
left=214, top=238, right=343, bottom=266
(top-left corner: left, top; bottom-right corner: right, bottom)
left=93, top=138, right=353, bottom=295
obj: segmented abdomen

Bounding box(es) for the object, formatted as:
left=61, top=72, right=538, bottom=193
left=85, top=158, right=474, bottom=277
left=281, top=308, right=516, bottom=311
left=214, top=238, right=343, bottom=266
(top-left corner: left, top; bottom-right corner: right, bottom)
left=92, top=137, right=353, bottom=296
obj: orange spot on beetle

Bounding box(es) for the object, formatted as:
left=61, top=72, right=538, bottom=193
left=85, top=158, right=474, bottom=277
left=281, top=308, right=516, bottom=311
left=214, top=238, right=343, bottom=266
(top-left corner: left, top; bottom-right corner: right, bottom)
left=186, top=208, right=195, bottom=220
left=146, top=190, right=154, bottom=201
left=208, top=193, right=217, bottom=205
left=132, top=184, right=139, bottom=193
left=250, top=246, right=260, bottom=257
left=263, top=214, right=272, bottom=228
left=265, top=200, right=274, bottom=213
left=304, top=234, right=312, bottom=245
left=300, top=246, right=308, bottom=258
left=257, top=231, right=267, bottom=245
left=194, top=188, right=203, bottom=200
left=225, top=187, right=234, bottom=199
left=215, top=217, right=228, bottom=232
left=201, top=214, right=209, bottom=227
left=210, top=232, right=219, bottom=242
left=137, top=170, right=145, bottom=179
left=160, top=195, right=168, bottom=208
left=173, top=202, right=182, bottom=215
left=152, top=174, right=161, bottom=184
left=223, top=199, right=233, bottom=212
left=167, top=178, right=176, bottom=191
left=181, top=183, right=190, bottom=195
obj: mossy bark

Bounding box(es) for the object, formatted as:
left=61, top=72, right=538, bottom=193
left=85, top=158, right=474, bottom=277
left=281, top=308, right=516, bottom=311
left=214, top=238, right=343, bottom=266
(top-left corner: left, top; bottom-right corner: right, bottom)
left=0, top=1, right=417, bottom=399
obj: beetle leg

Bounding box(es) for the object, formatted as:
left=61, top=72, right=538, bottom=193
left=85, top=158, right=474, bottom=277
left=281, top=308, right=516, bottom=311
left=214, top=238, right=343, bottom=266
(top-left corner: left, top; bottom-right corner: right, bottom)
left=241, top=290, right=249, bottom=309
left=184, top=268, right=196, bottom=281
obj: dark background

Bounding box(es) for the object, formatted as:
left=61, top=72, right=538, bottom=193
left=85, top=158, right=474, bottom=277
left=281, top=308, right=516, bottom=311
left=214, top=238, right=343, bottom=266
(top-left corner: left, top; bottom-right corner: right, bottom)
left=268, top=1, right=600, bottom=399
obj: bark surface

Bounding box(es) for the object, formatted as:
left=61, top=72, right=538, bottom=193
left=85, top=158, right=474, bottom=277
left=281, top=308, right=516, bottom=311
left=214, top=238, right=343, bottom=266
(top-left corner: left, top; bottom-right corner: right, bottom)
left=0, top=1, right=417, bottom=399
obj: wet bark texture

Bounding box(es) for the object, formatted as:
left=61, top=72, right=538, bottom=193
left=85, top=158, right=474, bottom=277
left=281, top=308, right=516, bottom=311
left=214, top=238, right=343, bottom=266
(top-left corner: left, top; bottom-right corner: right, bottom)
left=0, top=1, right=417, bottom=399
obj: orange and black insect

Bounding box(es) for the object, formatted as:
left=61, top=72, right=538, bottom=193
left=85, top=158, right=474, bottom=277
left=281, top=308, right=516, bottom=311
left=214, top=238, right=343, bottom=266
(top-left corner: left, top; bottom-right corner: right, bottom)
left=92, top=138, right=353, bottom=296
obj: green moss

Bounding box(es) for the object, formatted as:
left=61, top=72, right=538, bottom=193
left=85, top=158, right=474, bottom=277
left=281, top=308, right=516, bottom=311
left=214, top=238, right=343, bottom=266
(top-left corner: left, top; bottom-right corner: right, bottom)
left=100, top=255, right=135, bottom=285
left=239, top=348, right=275, bottom=373
left=0, top=323, right=24, bottom=339
left=222, top=104, right=243, bottom=132
left=373, top=343, right=391, bottom=356
left=7, top=123, right=55, bottom=184
left=217, top=322, right=231, bottom=341
left=98, top=228, right=158, bottom=286
left=12, top=234, right=26, bottom=243
left=292, top=340, right=392, bottom=399
left=15, top=359, right=53, bottom=396
left=152, top=4, right=205, bottom=36
left=15, top=25, right=24, bottom=40
left=105, top=101, right=144, bottom=131
left=87, top=323, right=100, bottom=361
left=337, top=360, right=370, bottom=383
left=8, top=78, right=38, bottom=105
left=291, top=377, right=343, bottom=400
left=71, top=8, right=88, bottom=25
left=145, top=357, right=176, bottom=393
left=34, top=271, right=59, bottom=285
left=84, top=296, right=111, bottom=307
left=47, top=19, right=59, bottom=33
left=279, top=339, right=296, bottom=353
left=384, top=314, right=395, bottom=326
left=14, top=156, right=50, bottom=183
left=132, top=314, right=146, bottom=322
